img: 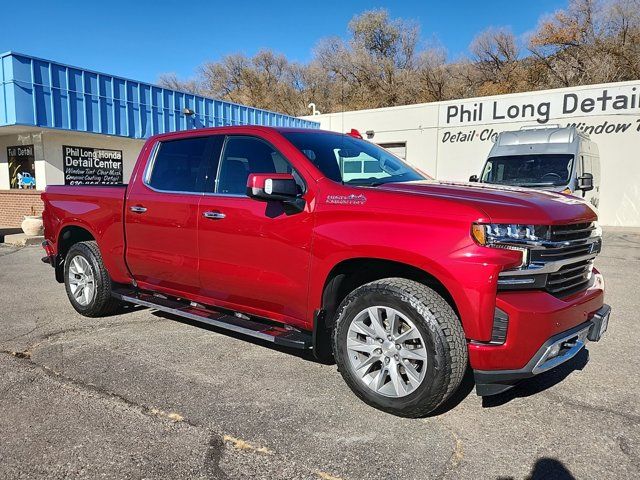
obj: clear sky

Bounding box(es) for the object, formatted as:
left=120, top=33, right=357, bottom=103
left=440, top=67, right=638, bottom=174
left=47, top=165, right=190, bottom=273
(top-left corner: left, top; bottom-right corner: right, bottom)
left=0, top=0, right=567, bottom=84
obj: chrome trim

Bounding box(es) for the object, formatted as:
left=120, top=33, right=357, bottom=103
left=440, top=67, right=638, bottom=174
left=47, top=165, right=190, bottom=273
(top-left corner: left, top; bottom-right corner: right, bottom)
left=140, top=134, right=304, bottom=199
left=203, top=211, right=226, bottom=220
left=497, top=277, right=536, bottom=285
left=499, top=251, right=597, bottom=276
left=489, top=234, right=601, bottom=250
left=531, top=323, right=591, bottom=375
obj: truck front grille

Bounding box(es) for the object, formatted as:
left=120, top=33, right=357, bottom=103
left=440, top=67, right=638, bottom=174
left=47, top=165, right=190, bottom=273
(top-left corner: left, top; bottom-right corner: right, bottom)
left=546, top=259, right=595, bottom=296
left=497, top=221, right=601, bottom=298
left=549, top=222, right=597, bottom=242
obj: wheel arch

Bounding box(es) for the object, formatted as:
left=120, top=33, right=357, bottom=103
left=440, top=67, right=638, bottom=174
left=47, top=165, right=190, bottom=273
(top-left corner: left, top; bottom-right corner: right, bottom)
left=312, top=257, right=462, bottom=361
left=55, top=224, right=96, bottom=282
left=320, top=257, right=460, bottom=326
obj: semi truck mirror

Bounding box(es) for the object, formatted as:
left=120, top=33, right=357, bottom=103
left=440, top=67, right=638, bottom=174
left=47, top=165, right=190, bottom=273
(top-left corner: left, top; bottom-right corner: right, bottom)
left=578, top=173, right=594, bottom=192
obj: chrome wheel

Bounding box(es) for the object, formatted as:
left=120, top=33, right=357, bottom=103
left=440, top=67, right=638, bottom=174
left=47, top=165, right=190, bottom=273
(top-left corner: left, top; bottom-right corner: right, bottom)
left=68, top=255, right=95, bottom=306
left=346, top=306, right=428, bottom=398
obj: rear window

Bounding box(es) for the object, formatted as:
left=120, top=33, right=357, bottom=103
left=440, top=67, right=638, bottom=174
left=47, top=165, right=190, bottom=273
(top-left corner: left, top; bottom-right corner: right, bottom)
left=147, top=136, right=223, bottom=192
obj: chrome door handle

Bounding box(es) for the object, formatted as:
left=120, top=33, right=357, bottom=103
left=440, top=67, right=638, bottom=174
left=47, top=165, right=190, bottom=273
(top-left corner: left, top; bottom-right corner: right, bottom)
left=203, top=211, right=226, bottom=220
left=130, top=206, right=147, bottom=213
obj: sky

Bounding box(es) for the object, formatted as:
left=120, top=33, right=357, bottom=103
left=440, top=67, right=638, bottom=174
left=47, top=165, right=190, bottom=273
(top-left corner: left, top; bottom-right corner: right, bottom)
left=0, top=0, right=567, bottom=84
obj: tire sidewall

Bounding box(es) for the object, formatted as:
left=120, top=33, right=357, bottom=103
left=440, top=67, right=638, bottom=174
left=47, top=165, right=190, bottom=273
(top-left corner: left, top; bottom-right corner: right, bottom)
left=64, top=244, right=103, bottom=315
left=334, top=283, right=451, bottom=415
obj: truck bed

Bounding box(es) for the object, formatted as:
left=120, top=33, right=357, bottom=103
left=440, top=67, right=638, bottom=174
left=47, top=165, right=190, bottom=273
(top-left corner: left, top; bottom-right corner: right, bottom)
left=42, top=184, right=130, bottom=283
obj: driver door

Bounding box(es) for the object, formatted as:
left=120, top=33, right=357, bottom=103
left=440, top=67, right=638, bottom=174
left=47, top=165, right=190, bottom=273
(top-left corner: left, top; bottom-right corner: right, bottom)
left=197, top=135, right=314, bottom=329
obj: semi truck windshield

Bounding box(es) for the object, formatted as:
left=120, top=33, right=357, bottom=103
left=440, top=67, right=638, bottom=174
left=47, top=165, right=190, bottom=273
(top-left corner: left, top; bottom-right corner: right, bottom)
left=481, top=154, right=574, bottom=187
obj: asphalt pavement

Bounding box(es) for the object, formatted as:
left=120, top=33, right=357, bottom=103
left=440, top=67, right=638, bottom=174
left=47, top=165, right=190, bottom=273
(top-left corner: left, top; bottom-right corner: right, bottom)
left=0, top=229, right=638, bottom=479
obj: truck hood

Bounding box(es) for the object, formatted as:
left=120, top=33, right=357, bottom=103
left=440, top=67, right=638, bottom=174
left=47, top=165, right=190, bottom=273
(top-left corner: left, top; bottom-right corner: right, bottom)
left=376, top=180, right=597, bottom=224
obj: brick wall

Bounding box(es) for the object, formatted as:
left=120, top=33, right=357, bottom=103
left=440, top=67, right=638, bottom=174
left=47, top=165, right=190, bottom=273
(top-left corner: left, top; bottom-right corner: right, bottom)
left=0, top=190, right=44, bottom=227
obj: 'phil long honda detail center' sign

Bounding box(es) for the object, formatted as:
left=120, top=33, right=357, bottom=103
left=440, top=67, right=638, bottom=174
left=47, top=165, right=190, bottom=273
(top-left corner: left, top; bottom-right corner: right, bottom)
left=63, top=145, right=123, bottom=185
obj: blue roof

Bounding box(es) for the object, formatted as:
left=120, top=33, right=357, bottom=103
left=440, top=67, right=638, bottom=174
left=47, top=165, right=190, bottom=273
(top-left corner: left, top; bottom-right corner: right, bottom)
left=0, top=51, right=319, bottom=138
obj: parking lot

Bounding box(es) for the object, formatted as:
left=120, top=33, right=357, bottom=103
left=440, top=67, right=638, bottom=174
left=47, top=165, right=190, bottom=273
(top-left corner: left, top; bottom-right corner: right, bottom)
left=0, top=228, right=638, bottom=479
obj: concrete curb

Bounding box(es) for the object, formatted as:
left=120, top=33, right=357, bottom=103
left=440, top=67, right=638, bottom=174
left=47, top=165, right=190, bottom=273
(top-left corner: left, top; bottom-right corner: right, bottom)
left=3, top=233, right=44, bottom=247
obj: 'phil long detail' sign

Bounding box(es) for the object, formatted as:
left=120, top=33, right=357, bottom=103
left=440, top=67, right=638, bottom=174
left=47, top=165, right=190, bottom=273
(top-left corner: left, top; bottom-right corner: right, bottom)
left=63, top=145, right=123, bottom=185
left=441, top=84, right=640, bottom=126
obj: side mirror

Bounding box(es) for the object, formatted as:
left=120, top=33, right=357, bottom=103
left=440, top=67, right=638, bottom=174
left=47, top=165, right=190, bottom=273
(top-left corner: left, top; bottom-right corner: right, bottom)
left=578, top=173, right=594, bottom=192
left=247, top=173, right=305, bottom=214
left=247, top=173, right=299, bottom=201
left=469, top=174, right=479, bottom=182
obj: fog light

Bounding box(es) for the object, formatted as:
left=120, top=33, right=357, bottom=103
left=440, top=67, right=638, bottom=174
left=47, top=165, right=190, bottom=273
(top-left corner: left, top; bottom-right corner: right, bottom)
left=547, top=344, right=562, bottom=359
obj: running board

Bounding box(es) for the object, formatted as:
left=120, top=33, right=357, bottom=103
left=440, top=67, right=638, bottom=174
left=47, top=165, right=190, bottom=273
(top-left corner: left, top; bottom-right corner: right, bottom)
left=112, top=289, right=312, bottom=350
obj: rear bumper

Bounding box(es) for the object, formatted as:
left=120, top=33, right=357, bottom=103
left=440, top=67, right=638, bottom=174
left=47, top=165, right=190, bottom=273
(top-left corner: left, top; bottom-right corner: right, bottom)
left=474, top=304, right=610, bottom=396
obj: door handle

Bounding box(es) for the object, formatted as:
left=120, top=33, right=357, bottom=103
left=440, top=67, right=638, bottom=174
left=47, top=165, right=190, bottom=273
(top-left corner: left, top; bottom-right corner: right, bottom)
left=130, top=206, right=147, bottom=213
left=203, top=211, right=226, bottom=220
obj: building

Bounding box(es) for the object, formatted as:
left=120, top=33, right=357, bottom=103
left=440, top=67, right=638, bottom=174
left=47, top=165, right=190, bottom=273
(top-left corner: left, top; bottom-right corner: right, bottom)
left=0, top=52, right=319, bottom=227
left=303, top=80, right=640, bottom=227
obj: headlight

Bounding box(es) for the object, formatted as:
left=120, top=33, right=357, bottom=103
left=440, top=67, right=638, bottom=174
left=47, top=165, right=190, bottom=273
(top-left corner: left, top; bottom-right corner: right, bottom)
left=471, top=223, right=549, bottom=246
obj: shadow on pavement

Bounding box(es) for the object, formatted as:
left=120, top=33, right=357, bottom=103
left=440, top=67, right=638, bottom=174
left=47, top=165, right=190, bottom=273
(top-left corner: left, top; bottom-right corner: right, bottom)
left=0, top=227, right=21, bottom=243
left=149, top=309, right=322, bottom=363
left=528, top=458, right=576, bottom=480
left=482, top=349, right=590, bottom=408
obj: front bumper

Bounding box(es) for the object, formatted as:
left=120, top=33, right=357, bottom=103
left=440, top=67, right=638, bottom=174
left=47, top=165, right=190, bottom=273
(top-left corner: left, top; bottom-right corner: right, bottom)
left=474, top=304, right=610, bottom=396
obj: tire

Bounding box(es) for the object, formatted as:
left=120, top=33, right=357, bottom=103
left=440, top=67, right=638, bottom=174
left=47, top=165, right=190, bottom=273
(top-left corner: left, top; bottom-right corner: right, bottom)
left=332, top=278, right=467, bottom=417
left=64, top=241, right=121, bottom=317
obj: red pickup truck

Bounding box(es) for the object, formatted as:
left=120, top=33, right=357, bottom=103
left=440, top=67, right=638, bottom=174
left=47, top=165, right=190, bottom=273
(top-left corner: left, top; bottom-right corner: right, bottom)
left=41, top=126, right=610, bottom=417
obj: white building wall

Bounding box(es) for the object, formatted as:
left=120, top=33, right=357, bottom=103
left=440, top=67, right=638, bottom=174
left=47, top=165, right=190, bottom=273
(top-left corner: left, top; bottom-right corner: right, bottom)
left=304, top=80, right=640, bottom=227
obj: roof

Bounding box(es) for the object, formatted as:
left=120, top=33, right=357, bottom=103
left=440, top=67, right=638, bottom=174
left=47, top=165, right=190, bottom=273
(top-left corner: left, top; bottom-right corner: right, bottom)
left=0, top=51, right=319, bottom=138
left=495, top=126, right=583, bottom=147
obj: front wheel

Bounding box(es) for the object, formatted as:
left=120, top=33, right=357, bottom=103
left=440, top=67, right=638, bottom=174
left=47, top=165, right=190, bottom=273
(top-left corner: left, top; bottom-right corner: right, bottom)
left=333, top=278, right=467, bottom=417
left=64, top=241, right=121, bottom=317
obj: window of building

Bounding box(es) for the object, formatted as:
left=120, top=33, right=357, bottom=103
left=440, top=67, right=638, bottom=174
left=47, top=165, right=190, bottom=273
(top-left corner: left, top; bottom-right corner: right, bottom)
left=7, top=145, right=36, bottom=189
left=377, top=142, right=407, bottom=159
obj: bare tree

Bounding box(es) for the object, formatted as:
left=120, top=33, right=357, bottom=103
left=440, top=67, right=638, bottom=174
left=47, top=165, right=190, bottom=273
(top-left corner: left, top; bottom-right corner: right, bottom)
left=157, top=5, right=640, bottom=115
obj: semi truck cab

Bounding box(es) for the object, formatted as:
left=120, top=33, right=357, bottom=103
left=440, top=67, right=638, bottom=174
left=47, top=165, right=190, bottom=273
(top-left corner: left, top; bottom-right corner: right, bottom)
left=470, top=126, right=601, bottom=208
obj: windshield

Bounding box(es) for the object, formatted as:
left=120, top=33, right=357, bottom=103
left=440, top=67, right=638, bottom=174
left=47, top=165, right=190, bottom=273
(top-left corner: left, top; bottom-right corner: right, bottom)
left=282, top=131, right=426, bottom=186
left=481, top=154, right=574, bottom=187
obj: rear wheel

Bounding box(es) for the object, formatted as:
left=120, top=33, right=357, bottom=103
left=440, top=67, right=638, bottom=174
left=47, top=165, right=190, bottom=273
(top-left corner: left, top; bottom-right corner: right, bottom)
left=333, top=278, right=467, bottom=417
left=64, top=241, right=121, bottom=317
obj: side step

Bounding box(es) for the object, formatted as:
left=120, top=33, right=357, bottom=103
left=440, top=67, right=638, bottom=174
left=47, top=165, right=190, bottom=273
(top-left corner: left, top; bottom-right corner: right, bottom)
left=112, top=288, right=312, bottom=350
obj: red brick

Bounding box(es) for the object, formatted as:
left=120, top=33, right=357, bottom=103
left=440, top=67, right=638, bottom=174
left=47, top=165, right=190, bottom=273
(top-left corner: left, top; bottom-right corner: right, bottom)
left=0, top=190, right=44, bottom=227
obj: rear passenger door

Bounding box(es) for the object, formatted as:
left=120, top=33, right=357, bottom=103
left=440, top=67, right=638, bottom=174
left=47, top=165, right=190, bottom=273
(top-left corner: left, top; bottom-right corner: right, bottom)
left=125, top=135, right=223, bottom=297
left=197, top=135, right=314, bottom=329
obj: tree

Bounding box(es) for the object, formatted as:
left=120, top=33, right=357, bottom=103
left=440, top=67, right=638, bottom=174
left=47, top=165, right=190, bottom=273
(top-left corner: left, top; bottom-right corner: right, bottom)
left=157, top=6, right=640, bottom=115
left=469, top=28, right=528, bottom=95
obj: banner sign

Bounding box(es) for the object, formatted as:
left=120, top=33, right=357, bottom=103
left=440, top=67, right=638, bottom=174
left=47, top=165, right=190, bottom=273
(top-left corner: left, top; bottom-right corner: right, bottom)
left=7, top=145, right=36, bottom=189
left=63, top=145, right=123, bottom=185
left=440, top=84, right=640, bottom=127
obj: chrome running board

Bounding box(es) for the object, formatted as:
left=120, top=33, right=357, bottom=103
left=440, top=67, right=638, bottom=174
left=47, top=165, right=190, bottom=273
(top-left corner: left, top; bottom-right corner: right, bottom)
left=112, top=288, right=312, bottom=350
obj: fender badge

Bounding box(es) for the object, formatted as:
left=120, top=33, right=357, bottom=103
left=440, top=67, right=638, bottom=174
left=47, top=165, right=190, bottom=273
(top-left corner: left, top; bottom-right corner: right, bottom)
left=326, top=194, right=367, bottom=205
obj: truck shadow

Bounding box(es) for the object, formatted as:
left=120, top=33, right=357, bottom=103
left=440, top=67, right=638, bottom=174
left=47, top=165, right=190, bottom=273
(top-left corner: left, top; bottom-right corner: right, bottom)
left=134, top=309, right=588, bottom=417
left=481, top=349, right=590, bottom=408
left=149, top=310, right=320, bottom=363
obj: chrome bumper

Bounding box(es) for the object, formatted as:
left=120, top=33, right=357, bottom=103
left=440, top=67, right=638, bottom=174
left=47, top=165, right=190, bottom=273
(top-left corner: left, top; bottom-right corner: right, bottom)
left=474, top=304, right=611, bottom=396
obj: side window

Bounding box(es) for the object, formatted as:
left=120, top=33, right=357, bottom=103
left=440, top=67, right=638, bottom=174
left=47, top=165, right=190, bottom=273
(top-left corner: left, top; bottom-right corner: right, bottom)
left=216, top=136, right=300, bottom=195
left=147, top=136, right=223, bottom=193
